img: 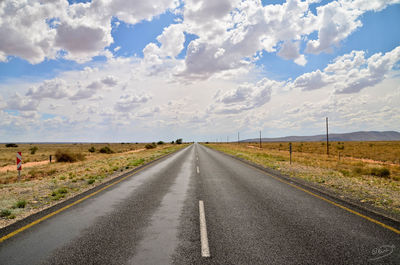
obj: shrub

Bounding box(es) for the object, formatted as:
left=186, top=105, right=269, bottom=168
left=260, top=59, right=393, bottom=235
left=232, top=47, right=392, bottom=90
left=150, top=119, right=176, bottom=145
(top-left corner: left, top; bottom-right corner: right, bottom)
left=0, top=209, right=11, bottom=217
left=87, top=179, right=95, bottom=184
left=5, top=143, right=18, bottom=147
left=145, top=143, right=156, bottom=149
left=370, top=167, right=390, bottom=178
left=30, top=146, right=38, bottom=154
left=55, top=150, right=85, bottom=162
left=157, top=141, right=164, bottom=145
left=16, top=200, right=26, bottom=208
left=88, top=146, right=96, bottom=153
left=99, top=146, right=114, bottom=154
left=171, top=141, right=175, bottom=144
left=176, top=138, right=183, bottom=144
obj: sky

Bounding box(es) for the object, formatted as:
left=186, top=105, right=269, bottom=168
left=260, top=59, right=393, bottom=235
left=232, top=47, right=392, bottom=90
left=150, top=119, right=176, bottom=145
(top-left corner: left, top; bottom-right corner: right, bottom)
left=0, top=0, right=399, bottom=142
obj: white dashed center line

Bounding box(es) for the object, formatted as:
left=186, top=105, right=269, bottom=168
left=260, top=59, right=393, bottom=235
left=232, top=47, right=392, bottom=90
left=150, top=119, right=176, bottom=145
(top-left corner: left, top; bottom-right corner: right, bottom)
left=197, top=166, right=200, bottom=174
left=199, top=200, right=210, bottom=257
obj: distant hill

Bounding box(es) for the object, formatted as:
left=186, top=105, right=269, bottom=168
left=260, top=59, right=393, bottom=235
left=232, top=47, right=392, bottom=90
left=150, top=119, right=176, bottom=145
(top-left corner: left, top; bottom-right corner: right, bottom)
left=242, top=131, right=400, bottom=142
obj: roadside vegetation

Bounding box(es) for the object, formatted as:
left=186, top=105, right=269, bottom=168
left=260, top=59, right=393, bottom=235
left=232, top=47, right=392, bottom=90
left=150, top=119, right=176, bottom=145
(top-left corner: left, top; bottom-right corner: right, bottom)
left=0, top=142, right=188, bottom=227
left=206, top=142, right=400, bottom=217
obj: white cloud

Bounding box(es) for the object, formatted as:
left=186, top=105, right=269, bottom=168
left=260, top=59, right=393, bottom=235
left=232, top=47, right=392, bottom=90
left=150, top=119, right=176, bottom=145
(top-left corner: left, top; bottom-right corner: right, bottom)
left=293, top=45, right=400, bottom=93
left=26, top=78, right=70, bottom=100
left=6, top=93, right=39, bottom=111
left=114, top=94, right=152, bottom=112
left=101, top=75, right=118, bottom=87
left=211, top=78, right=281, bottom=114
left=278, top=40, right=307, bottom=66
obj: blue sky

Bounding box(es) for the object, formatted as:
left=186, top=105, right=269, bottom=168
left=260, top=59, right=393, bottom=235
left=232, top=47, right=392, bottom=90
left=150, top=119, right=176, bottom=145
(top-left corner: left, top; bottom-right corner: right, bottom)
left=0, top=0, right=399, bottom=142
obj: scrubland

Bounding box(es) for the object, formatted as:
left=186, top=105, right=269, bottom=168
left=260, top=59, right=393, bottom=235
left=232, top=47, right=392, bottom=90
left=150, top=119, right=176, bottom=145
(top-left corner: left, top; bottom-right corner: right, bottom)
left=0, top=143, right=187, bottom=227
left=206, top=142, right=400, bottom=217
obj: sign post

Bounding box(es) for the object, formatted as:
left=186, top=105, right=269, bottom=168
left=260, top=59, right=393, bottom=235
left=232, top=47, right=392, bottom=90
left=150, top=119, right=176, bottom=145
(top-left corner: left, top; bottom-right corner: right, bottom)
left=17, top=152, right=22, bottom=181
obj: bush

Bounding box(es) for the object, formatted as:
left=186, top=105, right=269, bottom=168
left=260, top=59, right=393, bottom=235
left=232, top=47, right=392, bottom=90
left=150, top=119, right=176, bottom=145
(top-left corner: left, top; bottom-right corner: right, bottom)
left=30, top=146, right=38, bottom=154
left=99, top=146, right=114, bottom=154
left=5, top=143, right=18, bottom=147
left=0, top=209, right=11, bottom=217
left=55, top=150, right=85, bottom=162
left=157, top=141, right=164, bottom=145
left=145, top=143, right=156, bottom=149
left=171, top=141, right=175, bottom=144
left=370, top=167, right=390, bottom=178
left=87, top=179, right=95, bottom=184
left=16, top=200, right=26, bottom=208
left=88, top=146, right=96, bottom=153
left=176, top=138, right=183, bottom=144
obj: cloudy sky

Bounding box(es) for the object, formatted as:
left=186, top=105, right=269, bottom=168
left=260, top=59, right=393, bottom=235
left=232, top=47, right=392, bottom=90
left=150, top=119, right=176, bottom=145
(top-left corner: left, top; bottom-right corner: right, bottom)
left=0, top=0, right=399, bottom=142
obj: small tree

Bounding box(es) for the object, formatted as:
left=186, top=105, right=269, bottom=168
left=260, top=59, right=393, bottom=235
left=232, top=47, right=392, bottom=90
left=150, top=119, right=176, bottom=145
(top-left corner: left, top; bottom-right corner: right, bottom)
left=171, top=141, right=175, bottom=144
left=88, top=146, right=96, bottom=153
left=157, top=141, right=164, bottom=145
left=176, top=138, right=183, bottom=144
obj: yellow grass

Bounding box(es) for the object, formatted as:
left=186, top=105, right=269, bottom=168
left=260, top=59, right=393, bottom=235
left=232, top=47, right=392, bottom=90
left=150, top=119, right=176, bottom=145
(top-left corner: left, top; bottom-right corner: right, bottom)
left=0, top=143, right=188, bottom=227
left=206, top=142, right=400, bottom=216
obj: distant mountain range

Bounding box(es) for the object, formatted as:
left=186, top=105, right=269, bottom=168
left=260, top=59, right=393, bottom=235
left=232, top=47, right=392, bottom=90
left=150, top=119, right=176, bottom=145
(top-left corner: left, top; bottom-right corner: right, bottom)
left=242, top=131, right=400, bottom=142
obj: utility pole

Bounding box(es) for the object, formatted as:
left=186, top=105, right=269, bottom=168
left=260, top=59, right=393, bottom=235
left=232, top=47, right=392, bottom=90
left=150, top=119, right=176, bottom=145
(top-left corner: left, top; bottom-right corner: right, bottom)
left=326, top=117, right=329, bottom=156
left=259, top=130, right=262, bottom=149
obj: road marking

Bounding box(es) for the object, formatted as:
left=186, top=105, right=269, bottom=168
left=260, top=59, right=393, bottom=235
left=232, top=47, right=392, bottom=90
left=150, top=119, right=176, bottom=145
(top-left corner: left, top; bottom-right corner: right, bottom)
left=199, top=200, right=210, bottom=257
left=241, top=161, right=400, bottom=235
left=197, top=156, right=199, bottom=161
left=197, top=166, right=200, bottom=174
left=0, top=152, right=175, bottom=244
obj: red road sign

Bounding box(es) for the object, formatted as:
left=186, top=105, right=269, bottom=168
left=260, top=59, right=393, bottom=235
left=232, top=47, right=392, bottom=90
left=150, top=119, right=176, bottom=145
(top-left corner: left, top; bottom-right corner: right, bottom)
left=17, top=152, right=22, bottom=170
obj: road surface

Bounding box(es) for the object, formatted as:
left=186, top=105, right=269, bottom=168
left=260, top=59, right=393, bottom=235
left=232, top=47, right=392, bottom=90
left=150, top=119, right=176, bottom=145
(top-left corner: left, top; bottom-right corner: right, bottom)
left=0, top=143, right=399, bottom=264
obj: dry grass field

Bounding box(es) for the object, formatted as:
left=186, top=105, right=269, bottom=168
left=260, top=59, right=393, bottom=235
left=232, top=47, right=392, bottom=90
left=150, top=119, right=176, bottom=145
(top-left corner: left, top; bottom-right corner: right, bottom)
left=0, top=142, right=187, bottom=227
left=206, top=142, right=400, bottom=217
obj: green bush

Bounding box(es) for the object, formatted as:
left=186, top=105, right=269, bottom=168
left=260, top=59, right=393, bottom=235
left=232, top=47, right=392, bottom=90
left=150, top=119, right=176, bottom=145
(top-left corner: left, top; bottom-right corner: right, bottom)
left=99, top=146, right=114, bottom=154
left=171, top=141, right=175, bottom=144
left=16, top=200, right=26, bottom=208
left=5, top=143, right=18, bottom=147
left=88, top=146, right=96, bottom=153
left=145, top=143, right=156, bottom=149
left=87, top=179, right=95, bottom=184
left=55, top=150, right=85, bottom=162
left=30, top=146, right=38, bottom=154
left=157, top=141, right=164, bottom=145
left=176, top=138, right=183, bottom=144
left=0, top=209, right=11, bottom=217
left=370, top=167, right=390, bottom=178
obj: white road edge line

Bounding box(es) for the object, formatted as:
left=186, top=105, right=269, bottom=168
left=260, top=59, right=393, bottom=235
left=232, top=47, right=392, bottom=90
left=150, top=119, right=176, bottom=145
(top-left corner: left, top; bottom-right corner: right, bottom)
left=199, top=200, right=210, bottom=258
left=197, top=166, right=200, bottom=174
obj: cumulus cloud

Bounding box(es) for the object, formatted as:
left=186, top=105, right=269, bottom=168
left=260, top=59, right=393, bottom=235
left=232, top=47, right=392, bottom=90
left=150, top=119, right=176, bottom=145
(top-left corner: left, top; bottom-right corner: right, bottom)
left=211, top=78, right=281, bottom=114
left=6, top=93, right=39, bottom=111
left=293, top=46, right=400, bottom=93
left=278, top=40, right=307, bottom=66
left=114, top=94, right=152, bottom=112
left=101, top=76, right=118, bottom=87
left=26, top=78, right=70, bottom=100
left=293, top=70, right=329, bottom=91
left=0, top=0, right=179, bottom=64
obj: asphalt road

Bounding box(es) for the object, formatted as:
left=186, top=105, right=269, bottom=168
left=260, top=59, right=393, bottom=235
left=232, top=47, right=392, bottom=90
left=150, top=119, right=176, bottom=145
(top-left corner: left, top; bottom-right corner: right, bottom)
left=0, top=143, right=399, bottom=264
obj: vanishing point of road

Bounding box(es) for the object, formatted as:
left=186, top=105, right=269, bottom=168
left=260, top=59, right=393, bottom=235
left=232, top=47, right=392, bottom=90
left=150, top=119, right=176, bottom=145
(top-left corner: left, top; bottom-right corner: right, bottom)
left=0, top=143, right=399, bottom=264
